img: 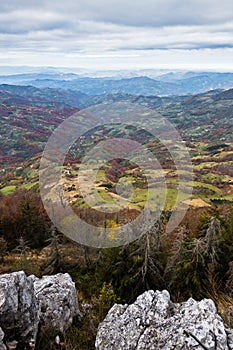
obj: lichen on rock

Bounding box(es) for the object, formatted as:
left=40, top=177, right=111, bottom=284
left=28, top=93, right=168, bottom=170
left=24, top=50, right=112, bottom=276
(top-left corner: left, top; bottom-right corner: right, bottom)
left=95, top=290, right=233, bottom=350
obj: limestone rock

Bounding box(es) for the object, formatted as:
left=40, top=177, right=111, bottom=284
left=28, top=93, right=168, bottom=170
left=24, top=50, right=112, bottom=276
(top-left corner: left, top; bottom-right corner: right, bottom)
left=95, top=290, right=233, bottom=350
left=0, top=327, right=6, bottom=350
left=0, top=271, right=81, bottom=348
left=33, top=273, right=81, bottom=333
left=0, top=271, right=39, bottom=349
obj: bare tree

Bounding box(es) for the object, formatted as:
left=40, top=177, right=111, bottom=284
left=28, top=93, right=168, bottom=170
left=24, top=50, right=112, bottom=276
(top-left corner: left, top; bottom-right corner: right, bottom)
left=165, top=226, right=188, bottom=279
left=0, top=236, right=7, bottom=262
left=131, top=216, right=164, bottom=290
left=14, top=236, right=30, bottom=257
left=43, top=226, right=62, bottom=275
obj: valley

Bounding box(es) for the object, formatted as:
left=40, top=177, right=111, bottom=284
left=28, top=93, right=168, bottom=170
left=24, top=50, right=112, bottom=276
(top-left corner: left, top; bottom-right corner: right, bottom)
left=0, top=83, right=232, bottom=211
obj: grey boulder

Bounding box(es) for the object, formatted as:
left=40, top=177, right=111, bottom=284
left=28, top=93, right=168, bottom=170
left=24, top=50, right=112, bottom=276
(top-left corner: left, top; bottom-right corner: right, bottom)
left=0, top=271, right=39, bottom=349
left=95, top=289, right=233, bottom=350
left=0, top=271, right=81, bottom=349
left=33, top=273, right=81, bottom=333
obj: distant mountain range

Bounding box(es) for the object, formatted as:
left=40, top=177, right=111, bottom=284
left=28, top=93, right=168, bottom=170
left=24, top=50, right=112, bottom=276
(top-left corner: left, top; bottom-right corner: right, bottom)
left=0, top=84, right=88, bottom=108
left=0, top=71, right=233, bottom=96
left=0, top=83, right=232, bottom=168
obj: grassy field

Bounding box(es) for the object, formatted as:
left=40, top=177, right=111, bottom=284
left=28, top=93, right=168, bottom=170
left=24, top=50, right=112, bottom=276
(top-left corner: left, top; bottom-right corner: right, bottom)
left=0, top=137, right=232, bottom=215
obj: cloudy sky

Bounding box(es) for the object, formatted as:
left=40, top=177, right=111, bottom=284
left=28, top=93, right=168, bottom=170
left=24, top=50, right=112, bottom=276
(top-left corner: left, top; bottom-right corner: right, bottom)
left=0, top=0, right=233, bottom=71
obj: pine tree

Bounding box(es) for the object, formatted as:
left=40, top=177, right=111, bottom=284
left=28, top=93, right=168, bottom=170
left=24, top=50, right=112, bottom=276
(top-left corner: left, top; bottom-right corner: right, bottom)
left=167, top=217, right=222, bottom=299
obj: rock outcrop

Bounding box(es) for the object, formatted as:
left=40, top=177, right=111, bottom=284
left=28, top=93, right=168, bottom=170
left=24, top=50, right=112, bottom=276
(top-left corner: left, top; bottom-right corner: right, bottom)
left=95, top=290, right=233, bottom=350
left=33, top=273, right=81, bottom=333
left=0, top=271, right=80, bottom=349
left=0, top=271, right=39, bottom=349
left=0, top=328, right=6, bottom=350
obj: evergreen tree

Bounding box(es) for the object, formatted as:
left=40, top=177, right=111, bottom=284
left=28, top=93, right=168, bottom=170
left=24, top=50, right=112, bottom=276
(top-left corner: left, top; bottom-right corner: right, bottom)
left=167, top=217, right=222, bottom=299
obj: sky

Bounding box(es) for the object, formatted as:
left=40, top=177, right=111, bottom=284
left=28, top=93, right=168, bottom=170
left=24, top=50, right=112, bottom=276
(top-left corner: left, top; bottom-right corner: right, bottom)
left=0, top=0, right=233, bottom=71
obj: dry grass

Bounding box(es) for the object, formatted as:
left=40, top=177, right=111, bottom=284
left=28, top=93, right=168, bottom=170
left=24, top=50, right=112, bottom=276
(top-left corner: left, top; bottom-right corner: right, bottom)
left=216, top=294, right=233, bottom=328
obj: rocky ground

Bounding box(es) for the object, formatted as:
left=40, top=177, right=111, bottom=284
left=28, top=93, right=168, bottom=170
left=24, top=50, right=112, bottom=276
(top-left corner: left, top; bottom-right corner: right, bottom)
left=0, top=271, right=81, bottom=349
left=0, top=271, right=233, bottom=349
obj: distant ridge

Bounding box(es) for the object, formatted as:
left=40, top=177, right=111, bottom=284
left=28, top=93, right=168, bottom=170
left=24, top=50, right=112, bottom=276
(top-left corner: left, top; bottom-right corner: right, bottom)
left=0, top=71, right=233, bottom=96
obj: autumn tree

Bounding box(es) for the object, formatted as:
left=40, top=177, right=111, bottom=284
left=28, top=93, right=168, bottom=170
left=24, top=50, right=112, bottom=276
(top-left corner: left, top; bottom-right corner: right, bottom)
left=0, top=189, right=50, bottom=249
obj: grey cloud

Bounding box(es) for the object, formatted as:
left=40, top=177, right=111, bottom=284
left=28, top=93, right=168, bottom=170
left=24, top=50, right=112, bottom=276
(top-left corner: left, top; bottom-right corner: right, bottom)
left=1, top=21, right=232, bottom=54
left=0, top=0, right=232, bottom=70
left=36, top=0, right=232, bottom=27
left=0, top=0, right=233, bottom=29
left=71, top=0, right=233, bottom=27
left=0, top=9, right=71, bottom=34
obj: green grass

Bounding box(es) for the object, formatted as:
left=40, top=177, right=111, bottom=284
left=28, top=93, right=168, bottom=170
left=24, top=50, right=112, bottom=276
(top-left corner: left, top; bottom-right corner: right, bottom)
left=0, top=185, right=16, bottom=195
left=23, top=181, right=39, bottom=190
left=201, top=174, right=225, bottom=182
left=193, top=162, right=218, bottom=170
left=192, top=181, right=221, bottom=194
left=212, top=151, right=233, bottom=159
left=73, top=185, right=191, bottom=212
